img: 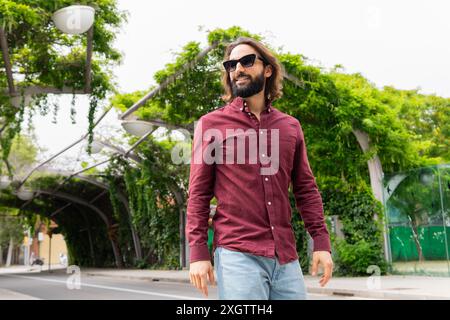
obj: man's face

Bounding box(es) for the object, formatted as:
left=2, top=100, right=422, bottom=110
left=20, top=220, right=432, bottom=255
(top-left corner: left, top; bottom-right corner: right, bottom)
left=228, top=44, right=272, bottom=98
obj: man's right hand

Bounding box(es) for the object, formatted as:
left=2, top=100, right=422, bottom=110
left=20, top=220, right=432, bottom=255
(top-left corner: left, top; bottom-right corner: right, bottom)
left=189, top=260, right=216, bottom=297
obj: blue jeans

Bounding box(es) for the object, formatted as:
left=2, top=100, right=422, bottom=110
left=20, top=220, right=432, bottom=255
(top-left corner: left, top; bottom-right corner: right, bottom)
left=214, top=246, right=307, bottom=300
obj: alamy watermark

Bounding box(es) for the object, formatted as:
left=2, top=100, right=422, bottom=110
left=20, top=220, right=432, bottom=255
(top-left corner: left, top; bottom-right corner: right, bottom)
left=366, top=265, right=382, bottom=290
left=66, top=265, right=81, bottom=290
left=171, top=120, right=281, bottom=175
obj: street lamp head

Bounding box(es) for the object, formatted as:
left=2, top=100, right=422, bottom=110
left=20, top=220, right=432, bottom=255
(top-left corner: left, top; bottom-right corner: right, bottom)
left=16, top=187, right=34, bottom=201
left=419, top=171, right=434, bottom=186
left=52, top=5, right=95, bottom=35
left=88, top=139, right=104, bottom=154
left=0, top=177, right=11, bottom=190
left=121, top=120, right=154, bottom=137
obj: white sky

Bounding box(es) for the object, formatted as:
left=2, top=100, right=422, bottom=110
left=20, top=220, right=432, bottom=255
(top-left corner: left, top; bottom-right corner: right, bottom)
left=27, top=0, right=450, bottom=169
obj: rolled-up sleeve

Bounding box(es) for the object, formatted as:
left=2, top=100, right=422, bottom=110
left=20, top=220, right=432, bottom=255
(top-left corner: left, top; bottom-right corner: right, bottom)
left=290, top=120, right=331, bottom=253
left=186, top=116, right=216, bottom=263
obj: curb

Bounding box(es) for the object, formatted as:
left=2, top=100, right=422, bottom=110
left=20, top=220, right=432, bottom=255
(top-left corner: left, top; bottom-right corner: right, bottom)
left=84, top=272, right=191, bottom=284
left=306, top=286, right=449, bottom=300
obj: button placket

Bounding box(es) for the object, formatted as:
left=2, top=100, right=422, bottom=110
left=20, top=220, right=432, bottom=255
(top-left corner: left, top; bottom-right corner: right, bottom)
left=259, top=114, right=276, bottom=240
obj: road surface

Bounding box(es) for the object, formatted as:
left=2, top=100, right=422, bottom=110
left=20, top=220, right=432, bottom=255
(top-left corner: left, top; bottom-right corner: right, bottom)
left=0, top=270, right=377, bottom=300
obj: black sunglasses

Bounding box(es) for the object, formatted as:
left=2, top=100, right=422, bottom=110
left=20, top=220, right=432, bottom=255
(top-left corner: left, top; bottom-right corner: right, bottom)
left=223, top=53, right=266, bottom=73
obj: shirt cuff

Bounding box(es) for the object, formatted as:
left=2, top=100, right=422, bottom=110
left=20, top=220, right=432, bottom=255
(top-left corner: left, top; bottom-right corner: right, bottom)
left=189, top=244, right=211, bottom=263
left=312, top=234, right=332, bottom=253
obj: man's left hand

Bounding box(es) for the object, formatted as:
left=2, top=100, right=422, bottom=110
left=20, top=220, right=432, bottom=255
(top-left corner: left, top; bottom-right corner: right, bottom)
left=311, top=251, right=333, bottom=287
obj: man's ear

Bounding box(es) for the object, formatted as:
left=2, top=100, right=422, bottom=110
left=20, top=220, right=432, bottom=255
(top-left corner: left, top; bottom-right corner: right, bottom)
left=264, top=64, right=273, bottom=78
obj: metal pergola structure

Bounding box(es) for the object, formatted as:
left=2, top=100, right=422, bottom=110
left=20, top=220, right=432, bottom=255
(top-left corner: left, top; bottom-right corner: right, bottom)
left=0, top=25, right=94, bottom=102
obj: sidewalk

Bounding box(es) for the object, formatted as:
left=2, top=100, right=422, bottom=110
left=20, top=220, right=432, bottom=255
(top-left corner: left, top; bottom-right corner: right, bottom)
left=82, top=268, right=450, bottom=300
left=0, top=265, right=66, bottom=274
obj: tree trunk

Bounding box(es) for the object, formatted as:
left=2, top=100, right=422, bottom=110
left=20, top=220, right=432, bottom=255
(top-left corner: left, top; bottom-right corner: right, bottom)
left=0, top=244, right=3, bottom=266
left=410, top=217, right=424, bottom=262
left=6, top=238, right=13, bottom=267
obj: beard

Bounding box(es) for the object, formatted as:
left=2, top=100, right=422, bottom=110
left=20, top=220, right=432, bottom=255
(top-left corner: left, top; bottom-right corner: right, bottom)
left=231, top=70, right=265, bottom=98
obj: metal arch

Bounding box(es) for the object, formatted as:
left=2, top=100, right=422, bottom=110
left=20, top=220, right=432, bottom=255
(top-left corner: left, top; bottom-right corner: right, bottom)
left=42, top=161, right=188, bottom=267
left=17, top=105, right=113, bottom=189
left=95, top=140, right=142, bottom=163
left=34, top=189, right=123, bottom=268
left=14, top=187, right=120, bottom=266
left=36, top=168, right=143, bottom=260
left=37, top=189, right=110, bottom=225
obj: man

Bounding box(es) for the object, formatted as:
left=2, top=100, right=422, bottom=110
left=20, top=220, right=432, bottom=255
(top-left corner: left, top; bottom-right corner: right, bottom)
left=186, top=37, right=333, bottom=300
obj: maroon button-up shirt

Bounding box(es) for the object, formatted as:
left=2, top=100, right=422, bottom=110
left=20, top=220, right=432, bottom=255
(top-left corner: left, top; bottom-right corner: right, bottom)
left=186, top=96, right=331, bottom=265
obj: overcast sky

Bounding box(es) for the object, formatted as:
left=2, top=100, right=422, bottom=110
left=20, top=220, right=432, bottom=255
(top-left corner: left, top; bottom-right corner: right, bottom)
left=28, top=0, right=450, bottom=167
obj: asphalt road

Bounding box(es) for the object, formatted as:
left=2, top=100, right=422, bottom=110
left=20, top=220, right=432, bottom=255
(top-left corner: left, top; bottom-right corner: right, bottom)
left=0, top=271, right=374, bottom=300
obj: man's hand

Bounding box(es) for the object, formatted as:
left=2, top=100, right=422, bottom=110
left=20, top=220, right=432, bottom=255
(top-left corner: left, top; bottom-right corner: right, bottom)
left=311, top=251, right=333, bottom=287
left=189, top=260, right=216, bottom=297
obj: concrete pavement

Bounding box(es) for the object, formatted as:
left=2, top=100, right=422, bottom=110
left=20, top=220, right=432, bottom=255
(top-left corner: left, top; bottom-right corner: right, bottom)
left=0, top=268, right=357, bottom=300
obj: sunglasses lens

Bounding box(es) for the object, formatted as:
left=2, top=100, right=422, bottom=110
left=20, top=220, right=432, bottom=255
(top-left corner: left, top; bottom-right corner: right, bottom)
left=241, top=54, right=256, bottom=68
left=223, top=54, right=257, bottom=72
left=223, top=61, right=237, bottom=72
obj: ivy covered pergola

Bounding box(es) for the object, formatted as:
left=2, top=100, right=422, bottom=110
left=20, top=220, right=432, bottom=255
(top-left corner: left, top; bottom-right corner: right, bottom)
left=1, top=2, right=448, bottom=274
left=0, top=0, right=130, bottom=267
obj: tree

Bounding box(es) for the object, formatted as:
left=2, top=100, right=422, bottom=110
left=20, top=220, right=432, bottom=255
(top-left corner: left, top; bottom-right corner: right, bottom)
left=0, top=134, right=37, bottom=266
left=0, top=210, right=24, bottom=266
left=0, top=134, right=38, bottom=178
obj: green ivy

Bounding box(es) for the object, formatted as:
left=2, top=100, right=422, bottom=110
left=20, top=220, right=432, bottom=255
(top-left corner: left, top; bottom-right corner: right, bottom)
left=320, top=176, right=388, bottom=275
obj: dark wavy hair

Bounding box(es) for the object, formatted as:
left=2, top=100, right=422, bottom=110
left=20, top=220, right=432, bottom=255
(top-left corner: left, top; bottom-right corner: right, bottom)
left=221, top=37, right=284, bottom=103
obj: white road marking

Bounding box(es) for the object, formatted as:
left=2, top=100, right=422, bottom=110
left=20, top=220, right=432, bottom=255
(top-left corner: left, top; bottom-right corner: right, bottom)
left=5, top=274, right=202, bottom=300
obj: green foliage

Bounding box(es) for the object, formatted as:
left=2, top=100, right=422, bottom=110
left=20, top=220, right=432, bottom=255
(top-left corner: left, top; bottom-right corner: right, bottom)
left=320, top=176, right=388, bottom=275
left=0, top=134, right=37, bottom=176
left=120, top=138, right=186, bottom=269
left=333, top=238, right=387, bottom=276
left=289, top=190, right=310, bottom=272
left=0, top=213, right=24, bottom=249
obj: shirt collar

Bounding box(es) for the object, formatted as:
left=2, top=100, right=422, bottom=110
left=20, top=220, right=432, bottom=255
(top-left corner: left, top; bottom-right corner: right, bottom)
left=229, top=96, right=273, bottom=113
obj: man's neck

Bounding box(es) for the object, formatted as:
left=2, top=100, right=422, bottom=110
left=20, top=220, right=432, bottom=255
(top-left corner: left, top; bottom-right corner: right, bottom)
left=243, top=91, right=266, bottom=115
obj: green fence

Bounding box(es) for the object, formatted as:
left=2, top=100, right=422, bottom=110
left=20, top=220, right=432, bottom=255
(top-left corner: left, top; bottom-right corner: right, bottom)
left=389, top=226, right=450, bottom=261
left=383, top=164, right=450, bottom=276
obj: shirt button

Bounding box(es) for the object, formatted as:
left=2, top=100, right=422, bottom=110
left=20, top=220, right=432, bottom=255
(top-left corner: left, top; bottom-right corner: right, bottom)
left=268, top=201, right=272, bottom=205
left=240, top=107, right=243, bottom=111
left=265, top=177, right=269, bottom=181
left=247, top=112, right=251, bottom=115
left=260, top=130, right=263, bottom=134
left=271, top=226, right=274, bottom=230
left=261, top=154, right=265, bottom=157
